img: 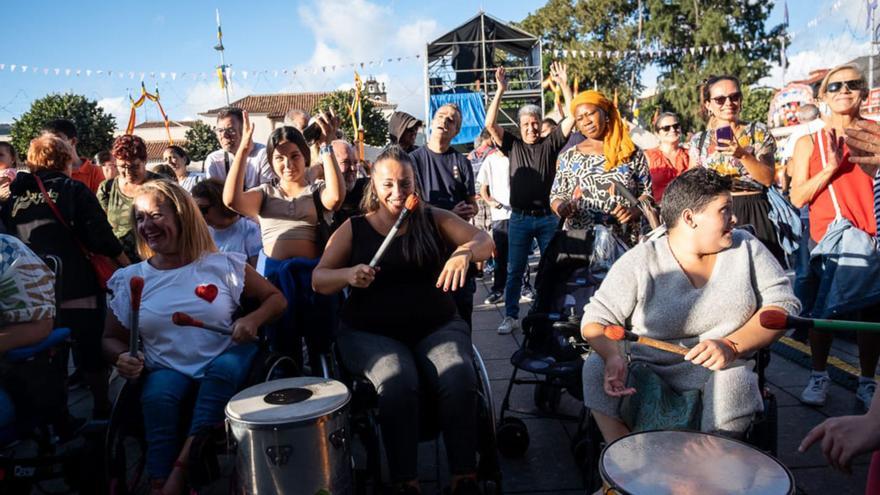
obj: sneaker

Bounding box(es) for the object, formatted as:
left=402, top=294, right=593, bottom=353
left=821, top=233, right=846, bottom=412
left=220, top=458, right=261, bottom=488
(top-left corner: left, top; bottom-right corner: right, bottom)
left=800, top=372, right=830, bottom=406
left=483, top=291, right=504, bottom=305
left=483, top=262, right=495, bottom=277
left=520, top=286, right=535, bottom=302
left=857, top=379, right=877, bottom=410
left=498, top=316, right=518, bottom=335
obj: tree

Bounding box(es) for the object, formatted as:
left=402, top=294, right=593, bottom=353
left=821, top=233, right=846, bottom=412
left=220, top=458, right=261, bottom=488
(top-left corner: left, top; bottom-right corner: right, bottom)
left=10, top=93, right=116, bottom=159
left=518, top=0, right=644, bottom=115
left=312, top=91, right=388, bottom=146
left=741, top=87, right=775, bottom=126
left=184, top=121, right=220, bottom=162
left=642, top=0, right=783, bottom=131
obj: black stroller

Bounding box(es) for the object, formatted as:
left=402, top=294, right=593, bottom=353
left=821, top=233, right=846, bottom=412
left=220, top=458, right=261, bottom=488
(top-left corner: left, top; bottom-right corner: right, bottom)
left=495, top=226, right=598, bottom=458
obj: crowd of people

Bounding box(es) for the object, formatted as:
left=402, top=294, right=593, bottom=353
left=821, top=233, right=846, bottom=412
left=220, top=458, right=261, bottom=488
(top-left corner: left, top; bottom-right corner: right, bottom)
left=0, top=58, right=879, bottom=494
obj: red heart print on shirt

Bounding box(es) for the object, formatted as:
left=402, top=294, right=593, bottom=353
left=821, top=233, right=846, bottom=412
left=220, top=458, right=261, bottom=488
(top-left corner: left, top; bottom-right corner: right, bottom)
left=195, top=284, right=218, bottom=303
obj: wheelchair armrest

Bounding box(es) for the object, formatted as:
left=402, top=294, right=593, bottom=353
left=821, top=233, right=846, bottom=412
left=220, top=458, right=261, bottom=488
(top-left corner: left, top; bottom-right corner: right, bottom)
left=5, top=327, right=71, bottom=363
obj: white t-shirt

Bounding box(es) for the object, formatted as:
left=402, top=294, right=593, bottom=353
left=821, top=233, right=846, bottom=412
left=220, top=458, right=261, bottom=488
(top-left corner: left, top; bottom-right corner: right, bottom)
left=210, top=218, right=262, bottom=260
left=781, top=119, right=825, bottom=161
left=204, top=143, right=274, bottom=190
left=107, top=252, right=247, bottom=378
left=476, top=151, right=512, bottom=221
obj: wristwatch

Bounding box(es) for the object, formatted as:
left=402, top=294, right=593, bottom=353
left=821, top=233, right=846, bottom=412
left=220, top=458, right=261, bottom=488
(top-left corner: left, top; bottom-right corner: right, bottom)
left=320, top=144, right=333, bottom=155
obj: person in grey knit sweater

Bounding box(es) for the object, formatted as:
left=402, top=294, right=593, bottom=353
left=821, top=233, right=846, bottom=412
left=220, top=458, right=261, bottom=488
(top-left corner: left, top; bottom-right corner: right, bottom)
left=580, top=168, right=801, bottom=443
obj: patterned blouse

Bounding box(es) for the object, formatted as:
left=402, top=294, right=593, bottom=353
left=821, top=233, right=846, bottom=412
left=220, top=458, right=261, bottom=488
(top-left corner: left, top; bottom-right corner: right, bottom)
left=688, top=121, right=776, bottom=191
left=550, top=147, right=652, bottom=245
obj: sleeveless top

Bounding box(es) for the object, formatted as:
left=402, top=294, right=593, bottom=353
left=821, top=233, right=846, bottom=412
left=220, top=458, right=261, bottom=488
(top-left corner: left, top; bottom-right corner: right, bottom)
left=340, top=210, right=457, bottom=344
left=256, top=181, right=328, bottom=245
left=807, top=129, right=876, bottom=242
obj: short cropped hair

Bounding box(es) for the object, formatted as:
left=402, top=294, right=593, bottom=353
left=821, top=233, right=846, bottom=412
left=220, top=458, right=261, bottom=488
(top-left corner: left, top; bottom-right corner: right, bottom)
left=660, top=168, right=732, bottom=228
left=26, top=134, right=74, bottom=172
left=111, top=134, right=148, bottom=163
left=42, top=119, right=78, bottom=140
left=518, top=104, right=542, bottom=122
left=216, top=107, right=244, bottom=126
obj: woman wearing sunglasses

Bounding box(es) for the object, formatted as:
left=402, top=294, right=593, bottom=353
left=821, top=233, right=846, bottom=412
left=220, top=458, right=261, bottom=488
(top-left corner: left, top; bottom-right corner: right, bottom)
left=645, top=112, right=689, bottom=202
left=689, top=75, right=783, bottom=264
left=788, top=64, right=880, bottom=411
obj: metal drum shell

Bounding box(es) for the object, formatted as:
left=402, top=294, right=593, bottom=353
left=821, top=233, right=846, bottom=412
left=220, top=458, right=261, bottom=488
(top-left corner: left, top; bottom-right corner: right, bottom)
left=599, top=429, right=795, bottom=495
left=226, top=378, right=353, bottom=495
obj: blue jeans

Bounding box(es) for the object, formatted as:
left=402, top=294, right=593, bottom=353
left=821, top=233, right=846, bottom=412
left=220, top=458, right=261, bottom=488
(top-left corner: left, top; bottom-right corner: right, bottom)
left=504, top=212, right=558, bottom=319
left=141, top=343, right=257, bottom=479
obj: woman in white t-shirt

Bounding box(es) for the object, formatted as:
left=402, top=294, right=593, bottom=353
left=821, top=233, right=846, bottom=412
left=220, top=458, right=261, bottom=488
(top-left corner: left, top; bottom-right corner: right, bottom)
left=101, top=180, right=286, bottom=495
left=191, top=179, right=262, bottom=267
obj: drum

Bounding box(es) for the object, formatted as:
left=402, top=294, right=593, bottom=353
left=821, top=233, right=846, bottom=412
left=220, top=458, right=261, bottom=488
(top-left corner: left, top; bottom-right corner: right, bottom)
left=599, top=430, right=794, bottom=495
left=225, top=377, right=352, bottom=494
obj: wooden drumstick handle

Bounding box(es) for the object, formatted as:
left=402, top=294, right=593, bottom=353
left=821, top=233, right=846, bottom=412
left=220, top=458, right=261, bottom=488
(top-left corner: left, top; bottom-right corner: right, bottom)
left=604, top=325, right=689, bottom=356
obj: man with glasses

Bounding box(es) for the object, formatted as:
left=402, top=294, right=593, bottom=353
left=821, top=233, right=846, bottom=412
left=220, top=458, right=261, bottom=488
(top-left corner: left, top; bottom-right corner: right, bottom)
left=204, top=107, right=274, bottom=189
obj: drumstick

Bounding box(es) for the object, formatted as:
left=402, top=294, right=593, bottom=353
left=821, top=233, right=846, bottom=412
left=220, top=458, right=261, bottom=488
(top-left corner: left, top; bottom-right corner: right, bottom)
left=129, top=276, right=144, bottom=357
left=369, top=194, right=419, bottom=268
left=604, top=325, right=689, bottom=356
left=760, top=309, right=880, bottom=333
left=172, top=312, right=234, bottom=336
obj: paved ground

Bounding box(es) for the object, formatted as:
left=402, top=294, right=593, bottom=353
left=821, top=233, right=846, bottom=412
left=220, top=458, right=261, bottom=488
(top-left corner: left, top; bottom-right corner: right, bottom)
left=45, top=272, right=875, bottom=494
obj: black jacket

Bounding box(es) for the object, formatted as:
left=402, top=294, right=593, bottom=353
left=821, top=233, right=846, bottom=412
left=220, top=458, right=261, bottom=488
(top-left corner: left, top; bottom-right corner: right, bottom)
left=3, top=170, right=123, bottom=301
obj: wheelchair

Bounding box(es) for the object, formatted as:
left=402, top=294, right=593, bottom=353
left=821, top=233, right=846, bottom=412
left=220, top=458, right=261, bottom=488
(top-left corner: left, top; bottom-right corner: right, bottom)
left=104, top=337, right=299, bottom=494
left=322, top=342, right=502, bottom=495
left=0, top=256, right=109, bottom=494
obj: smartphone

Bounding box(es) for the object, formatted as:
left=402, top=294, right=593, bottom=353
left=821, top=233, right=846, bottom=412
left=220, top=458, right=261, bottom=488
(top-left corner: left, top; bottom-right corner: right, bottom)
left=715, top=126, right=734, bottom=143
left=302, top=120, right=322, bottom=143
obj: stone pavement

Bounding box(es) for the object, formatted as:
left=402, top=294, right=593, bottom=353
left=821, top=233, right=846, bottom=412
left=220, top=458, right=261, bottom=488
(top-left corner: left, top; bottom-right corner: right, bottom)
left=52, top=273, right=872, bottom=494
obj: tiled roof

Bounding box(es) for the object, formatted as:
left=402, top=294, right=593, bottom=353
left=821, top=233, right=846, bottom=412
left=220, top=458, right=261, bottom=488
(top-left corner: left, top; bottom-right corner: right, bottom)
left=145, top=140, right=188, bottom=161
left=202, top=92, right=395, bottom=118
left=134, top=120, right=200, bottom=129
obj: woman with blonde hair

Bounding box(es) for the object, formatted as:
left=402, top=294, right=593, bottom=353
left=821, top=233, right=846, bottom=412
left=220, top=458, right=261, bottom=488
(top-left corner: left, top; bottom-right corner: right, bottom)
left=550, top=90, right=652, bottom=246
left=788, top=64, right=880, bottom=410
left=3, top=133, right=128, bottom=419
left=102, top=179, right=286, bottom=495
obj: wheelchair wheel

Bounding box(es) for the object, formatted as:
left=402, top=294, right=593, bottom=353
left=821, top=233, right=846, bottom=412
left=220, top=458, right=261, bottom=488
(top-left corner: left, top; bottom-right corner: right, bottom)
left=496, top=417, right=529, bottom=458
left=533, top=381, right=562, bottom=413
left=571, top=429, right=602, bottom=491
left=106, top=383, right=150, bottom=495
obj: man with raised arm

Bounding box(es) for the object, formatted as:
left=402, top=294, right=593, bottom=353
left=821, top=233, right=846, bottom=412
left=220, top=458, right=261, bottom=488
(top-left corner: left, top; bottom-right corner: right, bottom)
left=485, top=62, right=576, bottom=334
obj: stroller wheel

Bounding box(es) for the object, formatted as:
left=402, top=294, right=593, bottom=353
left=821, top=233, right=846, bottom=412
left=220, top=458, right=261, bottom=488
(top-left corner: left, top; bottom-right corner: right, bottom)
left=496, top=417, right=529, bottom=458
left=533, top=382, right=562, bottom=413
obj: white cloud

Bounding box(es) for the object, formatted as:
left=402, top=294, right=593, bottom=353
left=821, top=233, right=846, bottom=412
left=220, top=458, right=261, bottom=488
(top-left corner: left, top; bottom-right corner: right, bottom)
left=760, top=33, right=871, bottom=88
left=96, top=96, right=130, bottom=128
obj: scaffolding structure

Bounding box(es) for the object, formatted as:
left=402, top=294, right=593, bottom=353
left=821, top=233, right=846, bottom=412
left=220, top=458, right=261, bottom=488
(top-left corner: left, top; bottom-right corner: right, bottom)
left=424, top=11, right=544, bottom=133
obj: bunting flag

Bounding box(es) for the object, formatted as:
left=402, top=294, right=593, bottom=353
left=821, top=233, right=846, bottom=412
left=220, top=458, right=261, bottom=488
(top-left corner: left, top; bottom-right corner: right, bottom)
left=551, top=36, right=785, bottom=60
left=217, top=67, right=226, bottom=90
left=126, top=82, right=173, bottom=143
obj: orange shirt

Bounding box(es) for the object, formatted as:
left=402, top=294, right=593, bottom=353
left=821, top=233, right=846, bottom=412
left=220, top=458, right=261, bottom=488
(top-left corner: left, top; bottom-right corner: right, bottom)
left=644, top=147, right=689, bottom=201
left=70, top=159, right=104, bottom=193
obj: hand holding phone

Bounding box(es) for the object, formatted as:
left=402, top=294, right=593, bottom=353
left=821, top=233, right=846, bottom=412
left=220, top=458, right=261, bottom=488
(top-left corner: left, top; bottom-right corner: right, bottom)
left=715, top=126, right=734, bottom=144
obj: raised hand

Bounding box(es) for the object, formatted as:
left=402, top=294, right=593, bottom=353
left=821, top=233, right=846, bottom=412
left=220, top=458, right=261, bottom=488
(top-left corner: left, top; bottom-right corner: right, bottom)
left=847, top=120, right=880, bottom=166
left=240, top=110, right=255, bottom=155
left=549, top=61, right=568, bottom=86
left=495, top=66, right=508, bottom=93
left=315, top=108, right=341, bottom=145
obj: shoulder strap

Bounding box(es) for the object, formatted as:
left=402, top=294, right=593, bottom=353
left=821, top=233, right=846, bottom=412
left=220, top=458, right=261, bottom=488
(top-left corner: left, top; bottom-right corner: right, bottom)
left=815, top=129, right=843, bottom=220
left=697, top=130, right=708, bottom=156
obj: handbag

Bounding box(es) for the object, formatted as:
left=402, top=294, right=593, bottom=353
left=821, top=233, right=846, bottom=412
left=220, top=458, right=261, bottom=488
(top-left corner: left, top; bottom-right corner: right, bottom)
left=34, top=175, right=117, bottom=290
left=618, top=361, right=702, bottom=432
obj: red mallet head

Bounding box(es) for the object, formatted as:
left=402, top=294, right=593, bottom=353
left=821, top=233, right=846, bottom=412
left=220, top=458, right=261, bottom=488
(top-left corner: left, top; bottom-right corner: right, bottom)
left=760, top=310, right=790, bottom=330
left=404, top=194, right=419, bottom=211
left=130, top=276, right=145, bottom=311
left=604, top=325, right=627, bottom=341
left=172, top=311, right=203, bottom=328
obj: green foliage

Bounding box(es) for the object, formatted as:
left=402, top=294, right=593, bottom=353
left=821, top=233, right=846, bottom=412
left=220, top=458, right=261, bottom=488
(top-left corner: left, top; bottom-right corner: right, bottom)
left=10, top=93, right=116, bottom=159
left=184, top=121, right=221, bottom=162
left=312, top=91, right=388, bottom=146
left=642, top=0, right=783, bottom=131
left=741, top=87, right=775, bottom=126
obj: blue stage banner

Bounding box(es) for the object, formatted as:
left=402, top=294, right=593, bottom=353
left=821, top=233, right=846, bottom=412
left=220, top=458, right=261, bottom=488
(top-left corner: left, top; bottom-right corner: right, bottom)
left=429, top=92, right=486, bottom=146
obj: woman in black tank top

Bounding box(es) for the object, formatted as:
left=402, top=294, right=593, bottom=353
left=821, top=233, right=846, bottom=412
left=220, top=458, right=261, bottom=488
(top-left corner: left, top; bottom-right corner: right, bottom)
left=314, top=147, right=494, bottom=495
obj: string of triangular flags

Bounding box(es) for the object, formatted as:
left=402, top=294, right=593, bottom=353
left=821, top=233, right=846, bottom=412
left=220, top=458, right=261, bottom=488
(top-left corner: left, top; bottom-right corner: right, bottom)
left=552, top=36, right=785, bottom=60
left=0, top=53, right=422, bottom=82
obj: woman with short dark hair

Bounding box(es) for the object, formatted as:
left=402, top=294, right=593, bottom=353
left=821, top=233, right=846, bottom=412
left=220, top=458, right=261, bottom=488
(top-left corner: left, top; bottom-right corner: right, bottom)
left=580, top=168, right=800, bottom=444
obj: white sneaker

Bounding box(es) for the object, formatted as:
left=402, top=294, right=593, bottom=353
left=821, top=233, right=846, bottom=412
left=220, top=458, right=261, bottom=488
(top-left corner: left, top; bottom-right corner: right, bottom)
left=857, top=379, right=877, bottom=410
left=498, top=316, right=518, bottom=335
left=800, top=373, right=830, bottom=406
left=520, top=286, right=535, bottom=302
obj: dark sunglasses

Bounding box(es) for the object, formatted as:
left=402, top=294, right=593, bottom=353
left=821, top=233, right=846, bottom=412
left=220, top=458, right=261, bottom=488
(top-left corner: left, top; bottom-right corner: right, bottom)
left=826, top=79, right=865, bottom=93
left=197, top=205, right=211, bottom=215
left=658, top=123, right=681, bottom=132
left=710, top=92, right=743, bottom=106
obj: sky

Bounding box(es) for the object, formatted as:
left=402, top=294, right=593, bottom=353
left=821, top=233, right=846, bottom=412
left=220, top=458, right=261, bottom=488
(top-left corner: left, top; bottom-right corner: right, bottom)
left=0, top=0, right=873, bottom=128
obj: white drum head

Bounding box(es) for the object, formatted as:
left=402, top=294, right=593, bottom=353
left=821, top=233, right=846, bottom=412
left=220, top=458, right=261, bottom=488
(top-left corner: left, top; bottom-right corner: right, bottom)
left=226, top=377, right=350, bottom=426
left=601, top=430, right=793, bottom=495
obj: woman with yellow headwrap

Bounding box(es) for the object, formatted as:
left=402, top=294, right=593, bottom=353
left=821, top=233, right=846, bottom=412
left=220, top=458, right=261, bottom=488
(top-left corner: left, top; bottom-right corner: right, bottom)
left=550, top=90, right=652, bottom=245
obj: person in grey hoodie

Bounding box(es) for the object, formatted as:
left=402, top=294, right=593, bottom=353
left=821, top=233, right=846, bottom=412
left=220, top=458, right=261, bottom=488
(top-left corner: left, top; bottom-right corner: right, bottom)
left=388, top=111, right=423, bottom=153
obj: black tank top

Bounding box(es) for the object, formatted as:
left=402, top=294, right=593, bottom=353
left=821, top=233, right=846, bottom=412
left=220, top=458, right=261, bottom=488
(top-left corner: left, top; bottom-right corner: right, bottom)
left=340, top=210, right=458, bottom=343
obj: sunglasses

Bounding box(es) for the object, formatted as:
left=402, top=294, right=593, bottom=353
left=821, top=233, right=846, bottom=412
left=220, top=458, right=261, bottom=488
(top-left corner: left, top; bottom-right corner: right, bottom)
left=197, top=205, right=211, bottom=215
left=826, top=79, right=865, bottom=93
left=709, top=92, right=742, bottom=106
left=658, top=123, right=681, bottom=132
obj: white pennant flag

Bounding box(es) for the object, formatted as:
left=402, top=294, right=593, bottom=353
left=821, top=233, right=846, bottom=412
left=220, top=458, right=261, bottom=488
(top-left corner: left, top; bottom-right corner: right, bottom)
left=690, top=47, right=696, bottom=55
left=139, top=72, right=144, bottom=80
left=714, top=45, right=720, bottom=54
left=562, top=49, right=569, bottom=58
left=96, top=70, right=103, bottom=76
left=171, top=72, right=176, bottom=80
left=242, top=70, right=248, bottom=79
left=65, top=68, right=71, bottom=76
left=160, top=72, right=166, bottom=79
left=86, top=69, right=92, bottom=77
left=0, top=64, right=5, bottom=71
left=128, top=71, right=134, bottom=79
left=75, top=69, right=81, bottom=76
left=43, top=68, right=48, bottom=75
left=21, top=65, right=28, bottom=72
left=10, top=65, right=16, bottom=72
